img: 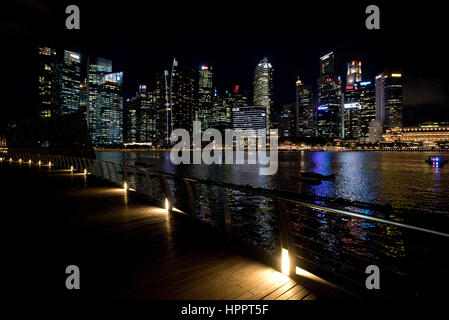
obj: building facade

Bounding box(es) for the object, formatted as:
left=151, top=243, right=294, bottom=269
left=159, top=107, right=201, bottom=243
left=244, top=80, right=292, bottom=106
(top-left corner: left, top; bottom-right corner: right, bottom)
left=60, top=50, right=81, bottom=114
left=253, top=57, right=274, bottom=130
left=296, top=78, right=314, bottom=137
left=37, top=47, right=60, bottom=118
left=197, top=65, right=213, bottom=131
left=346, top=60, right=362, bottom=86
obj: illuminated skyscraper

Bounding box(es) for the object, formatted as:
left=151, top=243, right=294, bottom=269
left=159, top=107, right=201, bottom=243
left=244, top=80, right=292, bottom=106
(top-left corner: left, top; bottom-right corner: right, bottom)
left=346, top=60, right=362, bottom=85
left=375, top=71, right=403, bottom=130
left=343, top=84, right=361, bottom=139
left=211, top=86, right=248, bottom=133
left=170, top=59, right=195, bottom=140
left=126, top=85, right=158, bottom=144
left=37, top=47, right=59, bottom=118
left=296, top=78, right=314, bottom=137
left=232, top=106, right=267, bottom=132
left=87, top=57, right=112, bottom=141
left=197, top=65, right=213, bottom=131
left=317, top=52, right=342, bottom=138
left=253, top=57, right=274, bottom=130
left=358, top=81, right=376, bottom=141
left=60, top=50, right=81, bottom=114
left=384, top=71, right=403, bottom=130
left=95, top=72, right=124, bottom=145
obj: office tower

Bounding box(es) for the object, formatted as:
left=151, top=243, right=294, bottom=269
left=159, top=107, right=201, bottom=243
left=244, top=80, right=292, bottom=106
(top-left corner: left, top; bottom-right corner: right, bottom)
left=278, top=103, right=296, bottom=138
left=296, top=78, right=314, bottom=137
left=384, top=71, right=403, bottom=130
left=375, top=73, right=385, bottom=123
left=79, top=80, right=88, bottom=114
left=126, top=85, right=158, bottom=144
left=211, top=86, right=248, bottom=133
left=317, top=52, right=342, bottom=138
left=346, top=60, right=362, bottom=85
left=232, top=106, right=267, bottom=132
left=60, top=50, right=81, bottom=114
left=358, top=81, right=376, bottom=141
left=343, top=84, right=361, bottom=139
left=95, top=72, right=124, bottom=145
left=197, top=65, right=213, bottom=131
left=253, top=57, right=274, bottom=130
left=320, top=52, right=334, bottom=76
left=37, top=47, right=60, bottom=118
left=375, top=71, right=403, bottom=130
left=87, top=57, right=112, bottom=141
left=169, top=59, right=195, bottom=140
left=155, top=70, right=171, bottom=147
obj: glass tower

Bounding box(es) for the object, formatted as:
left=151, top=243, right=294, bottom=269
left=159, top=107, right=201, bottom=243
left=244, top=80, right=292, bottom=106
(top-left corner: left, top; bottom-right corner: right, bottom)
left=253, top=57, right=274, bottom=130
left=60, top=50, right=81, bottom=114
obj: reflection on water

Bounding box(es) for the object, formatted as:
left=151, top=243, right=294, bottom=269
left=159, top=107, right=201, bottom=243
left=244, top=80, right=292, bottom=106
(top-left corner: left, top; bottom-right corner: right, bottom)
left=96, top=150, right=449, bottom=298
left=97, top=150, right=449, bottom=215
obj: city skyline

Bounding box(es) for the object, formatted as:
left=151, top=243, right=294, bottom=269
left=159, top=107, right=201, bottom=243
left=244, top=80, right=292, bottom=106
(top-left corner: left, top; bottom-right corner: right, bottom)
left=3, top=1, right=448, bottom=131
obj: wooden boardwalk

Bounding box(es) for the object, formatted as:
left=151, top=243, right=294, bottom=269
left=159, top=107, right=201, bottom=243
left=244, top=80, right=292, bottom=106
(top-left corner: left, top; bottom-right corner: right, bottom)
left=1, top=163, right=317, bottom=300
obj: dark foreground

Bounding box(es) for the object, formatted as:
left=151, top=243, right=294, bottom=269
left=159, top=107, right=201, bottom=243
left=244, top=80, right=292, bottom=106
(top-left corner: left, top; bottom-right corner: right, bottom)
left=1, top=162, right=317, bottom=300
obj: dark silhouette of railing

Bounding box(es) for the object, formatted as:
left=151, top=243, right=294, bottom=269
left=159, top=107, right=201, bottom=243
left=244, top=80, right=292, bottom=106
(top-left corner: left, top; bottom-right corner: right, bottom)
left=3, top=151, right=449, bottom=300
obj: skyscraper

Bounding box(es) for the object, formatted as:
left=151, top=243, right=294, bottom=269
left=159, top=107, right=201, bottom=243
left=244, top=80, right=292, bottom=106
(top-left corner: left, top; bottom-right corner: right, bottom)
left=95, top=72, right=124, bottom=145
left=126, top=85, right=158, bottom=144
left=358, top=81, right=376, bottom=141
left=170, top=59, right=195, bottom=140
left=232, top=106, right=267, bottom=132
left=375, top=71, right=403, bottom=130
left=317, top=52, right=342, bottom=138
left=37, top=47, right=59, bottom=118
left=60, top=50, right=81, bottom=114
left=296, top=78, right=314, bottom=137
left=384, top=71, right=403, bottom=130
left=253, top=57, right=274, bottom=130
left=87, top=57, right=113, bottom=141
left=343, top=84, right=361, bottom=139
left=346, top=60, right=362, bottom=85
left=197, top=65, right=213, bottom=131
left=211, top=86, right=248, bottom=133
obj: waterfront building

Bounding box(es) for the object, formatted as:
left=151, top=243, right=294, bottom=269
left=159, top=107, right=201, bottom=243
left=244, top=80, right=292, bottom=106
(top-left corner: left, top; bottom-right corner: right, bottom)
left=211, top=86, right=248, bottom=133
left=155, top=70, right=171, bottom=147
left=358, top=81, right=376, bottom=141
left=278, top=103, right=296, bottom=138
left=197, top=65, right=213, bottom=131
left=317, top=52, right=342, bottom=139
left=88, top=57, right=113, bottom=142
left=346, top=60, right=362, bottom=86
left=383, top=122, right=449, bottom=144
left=37, top=46, right=59, bottom=118
left=253, top=57, right=274, bottom=130
left=384, top=71, right=403, bottom=130
left=126, top=85, right=158, bottom=145
left=94, top=72, right=124, bottom=145
left=296, top=78, right=314, bottom=137
left=232, top=105, right=267, bottom=132
left=375, top=71, right=403, bottom=130
left=368, top=119, right=383, bottom=143
left=60, top=50, right=81, bottom=114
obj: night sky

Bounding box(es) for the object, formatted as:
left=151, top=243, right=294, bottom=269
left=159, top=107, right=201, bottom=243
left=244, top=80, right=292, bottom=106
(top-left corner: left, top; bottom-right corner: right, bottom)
left=2, top=0, right=448, bottom=129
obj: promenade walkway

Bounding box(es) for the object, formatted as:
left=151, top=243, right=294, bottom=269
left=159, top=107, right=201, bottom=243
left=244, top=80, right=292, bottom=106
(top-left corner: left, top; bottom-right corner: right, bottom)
left=1, top=162, right=317, bottom=300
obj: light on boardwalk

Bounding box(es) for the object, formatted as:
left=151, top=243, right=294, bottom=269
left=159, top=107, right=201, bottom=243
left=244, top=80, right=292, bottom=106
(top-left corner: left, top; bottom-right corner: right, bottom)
left=70, top=166, right=74, bottom=172
left=123, top=182, right=128, bottom=191
left=281, top=248, right=290, bottom=275
left=84, top=169, right=87, bottom=175
left=165, top=198, right=170, bottom=211
left=48, top=161, right=52, bottom=167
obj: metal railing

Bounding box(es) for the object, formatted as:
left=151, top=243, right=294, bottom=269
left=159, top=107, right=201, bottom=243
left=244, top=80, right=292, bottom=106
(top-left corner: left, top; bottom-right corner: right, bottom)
left=2, top=151, right=449, bottom=300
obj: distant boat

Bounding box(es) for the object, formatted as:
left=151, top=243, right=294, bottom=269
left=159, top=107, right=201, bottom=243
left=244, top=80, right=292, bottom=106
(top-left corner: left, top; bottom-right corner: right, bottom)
left=299, top=172, right=336, bottom=183
left=425, top=156, right=448, bottom=165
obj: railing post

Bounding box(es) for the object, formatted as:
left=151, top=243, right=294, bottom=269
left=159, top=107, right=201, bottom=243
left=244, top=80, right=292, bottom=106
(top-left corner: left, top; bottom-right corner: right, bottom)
left=131, top=167, right=139, bottom=191
left=145, top=172, right=153, bottom=199
left=112, top=164, right=120, bottom=186
left=106, top=162, right=113, bottom=182
left=219, top=187, right=232, bottom=241
left=160, top=174, right=172, bottom=213
left=183, top=179, right=196, bottom=220
left=275, top=199, right=294, bottom=276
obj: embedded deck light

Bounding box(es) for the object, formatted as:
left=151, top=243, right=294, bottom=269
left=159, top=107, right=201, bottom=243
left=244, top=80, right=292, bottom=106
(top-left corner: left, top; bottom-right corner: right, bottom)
left=84, top=169, right=87, bottom=175
left=123, top=182, right=128, bottom=191
left=281, top=248, right=290, bottom=275
left=165, top=198, right=170, bottom=211
left=70, top=165, right=74, bottom=172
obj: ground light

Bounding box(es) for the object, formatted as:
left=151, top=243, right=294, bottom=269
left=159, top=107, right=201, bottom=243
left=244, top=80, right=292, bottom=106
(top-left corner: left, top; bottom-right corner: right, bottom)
left=84, top=169, right=87, bottom=175
left=70, top=165, right=74, bottom=172
left=48, top=161, right=52, bottom=167
left=38, top=160, right=41, bottom=166
left=165, top=198, right=170, bottom=212
left=123, top=182, right=128, bottom=191
left=28, top=159, right=32, bottom=164
left=281, top=248, right=290, bottom=275
left=19, top=159, right=22, bottom=163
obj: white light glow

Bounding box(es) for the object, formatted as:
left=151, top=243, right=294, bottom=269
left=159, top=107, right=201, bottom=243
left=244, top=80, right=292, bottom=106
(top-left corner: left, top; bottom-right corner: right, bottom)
left=123, top=182, right=128, bottom=191
left=281, top=248, right=290, bottom=275
left=165, top=198, right=170, bottom=211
